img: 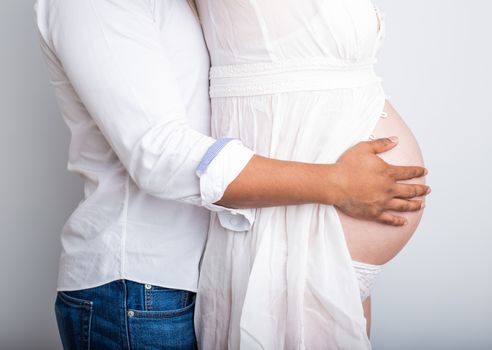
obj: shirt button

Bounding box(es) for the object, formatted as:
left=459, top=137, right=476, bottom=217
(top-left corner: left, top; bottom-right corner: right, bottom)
left=229, top=217, right=240, bottom=227
left=145, top=284, right=152, bottom=290
left=127, top=310, right=135, bottom=317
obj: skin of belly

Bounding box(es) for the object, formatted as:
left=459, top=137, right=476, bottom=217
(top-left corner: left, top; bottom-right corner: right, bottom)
left=337, top=101, right=426, bottom=266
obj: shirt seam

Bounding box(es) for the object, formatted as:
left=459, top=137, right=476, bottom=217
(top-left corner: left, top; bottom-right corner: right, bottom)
left=120, top=175, right=130, bottom=279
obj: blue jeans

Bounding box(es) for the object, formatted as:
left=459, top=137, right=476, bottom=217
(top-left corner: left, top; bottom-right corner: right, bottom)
left=55, top=280, right=197, bottom=349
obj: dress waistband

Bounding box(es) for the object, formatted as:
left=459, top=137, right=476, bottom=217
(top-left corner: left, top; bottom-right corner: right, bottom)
left=210, top=58, right=382, bottom=98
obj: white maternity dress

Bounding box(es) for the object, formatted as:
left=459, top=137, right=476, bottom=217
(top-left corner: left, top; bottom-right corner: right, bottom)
left=195, top=0, right=388, bottom=349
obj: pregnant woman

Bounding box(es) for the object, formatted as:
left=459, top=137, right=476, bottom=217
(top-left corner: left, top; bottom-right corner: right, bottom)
left=194, top=0, right=426, bottom=348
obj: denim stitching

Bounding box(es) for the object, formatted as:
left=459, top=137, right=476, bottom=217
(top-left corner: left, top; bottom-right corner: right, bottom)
left=85, top=306, right=93, bottom=350
left=57, top=291, right=93, bottom=310
left=129, top=299, right=195, bottom=319
left=145, top=285, right=152, bottom=311
left=181, top=291, right=188, bottom=309
left=122, top=280, right=131, bottom=350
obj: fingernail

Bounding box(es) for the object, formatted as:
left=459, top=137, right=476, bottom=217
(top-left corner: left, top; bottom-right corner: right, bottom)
left=421, top=202, right=426, bottom=209
left=426, top=187, right=432, bottom=194
left=389, top=136, right=399, bottom=143
left=424, top=168, right=428, bottom=175
left=403, top=219, right=409, bottom=226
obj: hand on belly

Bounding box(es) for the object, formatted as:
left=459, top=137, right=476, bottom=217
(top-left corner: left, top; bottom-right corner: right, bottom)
left=337, top=101, right=427, bottom=265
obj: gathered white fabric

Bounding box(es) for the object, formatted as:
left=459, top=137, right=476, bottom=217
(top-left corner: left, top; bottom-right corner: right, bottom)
left=195, top=0, right=388, bottom=349
left=352, top=261, right=383, bottom=302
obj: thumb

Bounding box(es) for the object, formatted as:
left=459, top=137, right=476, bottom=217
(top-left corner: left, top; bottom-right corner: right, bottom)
left=369, top=136, right=399, bottom=154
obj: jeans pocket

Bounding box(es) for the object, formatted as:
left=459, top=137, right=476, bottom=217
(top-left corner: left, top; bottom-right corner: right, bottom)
left=143, top=286, right=195, bottom=313
left=55, top=292, right=93, bottom=350
left=128, top=289, right=197, bottom=349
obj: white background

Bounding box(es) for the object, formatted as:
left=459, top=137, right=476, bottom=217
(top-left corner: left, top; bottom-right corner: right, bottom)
left=0, top=1, right=491, bottom=349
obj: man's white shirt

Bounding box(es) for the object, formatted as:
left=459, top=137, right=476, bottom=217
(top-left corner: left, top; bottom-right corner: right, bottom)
left=34, top=0, right=254, bottom=292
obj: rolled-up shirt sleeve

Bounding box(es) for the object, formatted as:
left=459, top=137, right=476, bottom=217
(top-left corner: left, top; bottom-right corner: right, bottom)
left=35, top=0, right=254, bottom=230
left=197, top=139, right=256, bottom=231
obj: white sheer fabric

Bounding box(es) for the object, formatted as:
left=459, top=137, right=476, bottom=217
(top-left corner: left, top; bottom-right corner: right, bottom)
left=195, top=0, right=387, bottom=348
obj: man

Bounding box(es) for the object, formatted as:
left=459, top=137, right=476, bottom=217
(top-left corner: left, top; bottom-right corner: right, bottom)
left=34, top=0, right=429, bottom=349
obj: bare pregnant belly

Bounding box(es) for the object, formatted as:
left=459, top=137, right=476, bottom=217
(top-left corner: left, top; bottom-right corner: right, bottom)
left=337, top=101, right=426, bottom=265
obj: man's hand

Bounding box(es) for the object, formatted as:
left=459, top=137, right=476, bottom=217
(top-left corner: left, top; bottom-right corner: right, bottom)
left=332, top=137, right=430, bottom=226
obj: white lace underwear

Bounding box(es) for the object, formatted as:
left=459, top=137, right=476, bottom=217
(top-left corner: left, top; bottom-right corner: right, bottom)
left=352, top=260, right=383, bottom=301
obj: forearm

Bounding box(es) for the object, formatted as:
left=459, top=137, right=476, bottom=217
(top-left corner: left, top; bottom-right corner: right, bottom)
left=217, top=155, right=341, bottom=208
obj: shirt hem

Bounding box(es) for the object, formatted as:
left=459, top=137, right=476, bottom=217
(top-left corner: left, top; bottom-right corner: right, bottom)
left=57, top=276, right=198, bottom=293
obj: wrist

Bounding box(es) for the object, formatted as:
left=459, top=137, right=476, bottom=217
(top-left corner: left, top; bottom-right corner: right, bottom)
left=317, top=163, right=346, bottom=206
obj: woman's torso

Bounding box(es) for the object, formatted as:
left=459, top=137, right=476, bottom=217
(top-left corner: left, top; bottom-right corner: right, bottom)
left=197, top=0, right=383, bottom=66
left=197, top=0, right=425, bottom=266
left=195, top=1, right=425, bottom=348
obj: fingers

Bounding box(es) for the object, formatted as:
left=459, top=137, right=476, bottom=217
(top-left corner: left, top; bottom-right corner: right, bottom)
left=390, top=165, right=428, bottom=180
left=367, top=136, right=399, bottom=154
left=386, top=199, right=425, bottom=212
left=376, top=199, right=426, bottom=226
left=376, top=212, right=408, bottom=226
left=394, top=183, right=431, bottom=199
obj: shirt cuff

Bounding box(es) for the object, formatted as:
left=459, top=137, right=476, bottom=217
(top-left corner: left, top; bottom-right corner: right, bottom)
left=196, top=139, right=256, bottom=231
